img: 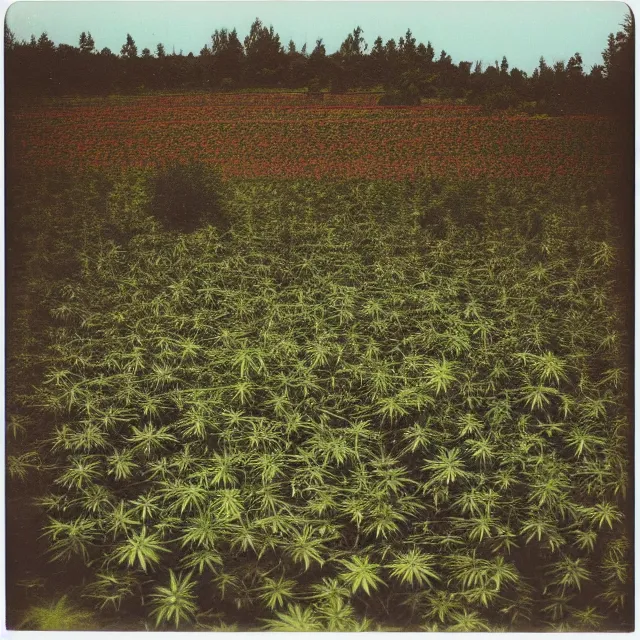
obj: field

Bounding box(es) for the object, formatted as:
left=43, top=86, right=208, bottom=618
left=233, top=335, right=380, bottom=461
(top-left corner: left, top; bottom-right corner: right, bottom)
left=8, top=93, right=620, bottom=179
left=6, top=92, right=632, bottom=632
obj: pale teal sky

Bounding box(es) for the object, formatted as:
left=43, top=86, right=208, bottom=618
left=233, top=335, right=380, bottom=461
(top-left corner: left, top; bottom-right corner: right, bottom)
left=3, top=1, right=631, bottom=73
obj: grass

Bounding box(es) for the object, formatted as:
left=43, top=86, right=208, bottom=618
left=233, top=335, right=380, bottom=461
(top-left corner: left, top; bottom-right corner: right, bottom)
left=18, top=595, right=97, bottom=631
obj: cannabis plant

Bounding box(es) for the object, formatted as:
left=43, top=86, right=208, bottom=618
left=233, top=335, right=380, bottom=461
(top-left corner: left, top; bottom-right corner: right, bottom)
left=24, top=178, right=631, bottom=630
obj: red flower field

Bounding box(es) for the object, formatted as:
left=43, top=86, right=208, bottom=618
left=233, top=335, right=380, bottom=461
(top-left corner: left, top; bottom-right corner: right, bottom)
left=8, top=93, right=618, bottom=180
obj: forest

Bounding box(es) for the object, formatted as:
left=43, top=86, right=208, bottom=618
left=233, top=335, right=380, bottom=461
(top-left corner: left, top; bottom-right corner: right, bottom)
left=3, top=16, right=634, bottom=117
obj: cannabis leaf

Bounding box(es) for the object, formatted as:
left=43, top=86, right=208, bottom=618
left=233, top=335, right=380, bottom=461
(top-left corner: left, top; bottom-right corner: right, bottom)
left=386, top=548, right=440, bottom=587
left=339, top=555, right=386, bottom=595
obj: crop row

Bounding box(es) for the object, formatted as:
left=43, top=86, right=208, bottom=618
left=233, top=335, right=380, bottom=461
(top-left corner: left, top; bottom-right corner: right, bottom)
left=35, top=92, right=484, bottom=110
left=12, top=106, right=483, bottom=124
left=9, top=103, right=616, bottom=180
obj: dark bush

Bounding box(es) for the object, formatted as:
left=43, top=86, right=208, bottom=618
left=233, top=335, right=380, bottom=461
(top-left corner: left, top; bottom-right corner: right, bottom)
left=329, top=70, right=348, bottom=94
left=483, top=87, right=519, bottom=111
left=377, top=84, right=421, bottom=106
left=149, top=162, right=228, bottom=233
left=306, top=77, right=324, bottom=102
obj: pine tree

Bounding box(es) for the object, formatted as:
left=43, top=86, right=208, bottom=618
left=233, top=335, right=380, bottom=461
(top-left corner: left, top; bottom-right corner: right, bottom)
left=425, top=41, right=435, bottom=64
left=5, top=24, right=16, bottom=51
left=310, top=38, right=326, bottom=59
left=79, top=31, right=95, bottom=54
left=37, top=32, right=55, bottom=52
left=243, top=18, right=285, bottom=85
left=120, top=33, right=137, bottom=58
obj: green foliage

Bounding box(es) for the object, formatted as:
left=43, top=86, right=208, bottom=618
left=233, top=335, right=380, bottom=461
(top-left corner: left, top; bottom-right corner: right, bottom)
left=263, top=604, right=323, bottom=631
left=7, top=451, right=41, bottom=480
left=19, top=595, right=97, bottom=630
left=339, top=555, right=386, bottom=595
left=378, top=84, right=421, bottom=106
left=483, top=87, right=519, bottom=111
left=258, top=574, right=297, bottom=610
left=5, top=15, right=634, bottom=116
left=149, top=570, right=199, bottom=628
left=386, top=548, right=440, bottom=586
left=106, top=170, right=156, bottom=240
left=84, top=572, right=137, bottom=611
left=12, top=178, right=631, bottom=631
left=112, top=526, right=169, bottom=572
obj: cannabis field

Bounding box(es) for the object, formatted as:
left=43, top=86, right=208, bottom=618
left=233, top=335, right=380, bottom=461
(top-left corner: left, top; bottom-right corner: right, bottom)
left=6, top=92, right=632, bottom=631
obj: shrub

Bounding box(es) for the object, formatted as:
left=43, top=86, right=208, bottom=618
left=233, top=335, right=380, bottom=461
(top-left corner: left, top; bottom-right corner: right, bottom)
left=307, top=78, right=324, bottom=102
left=149, top=162, right=228, bottom=233
left=518, top=100, right=538, bottom=116
left=329, top=72, right=348, bottom=94
left=19, top=595, right=97, bottom=630
left=378, top=84, right=421, bottom=106
left=483, top=88, right=519, bottom=111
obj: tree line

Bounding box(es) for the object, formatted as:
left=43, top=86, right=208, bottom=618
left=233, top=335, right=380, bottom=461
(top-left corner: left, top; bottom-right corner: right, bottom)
left=4, top=16, right=633, bottom=116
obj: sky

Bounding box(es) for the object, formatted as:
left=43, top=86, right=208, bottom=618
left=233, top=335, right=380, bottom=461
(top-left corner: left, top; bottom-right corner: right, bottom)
left=3, top=1, right=631, bottom=73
